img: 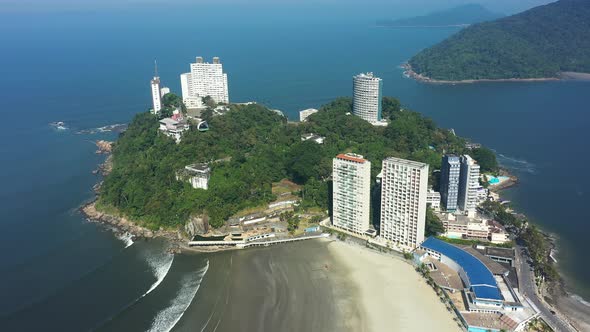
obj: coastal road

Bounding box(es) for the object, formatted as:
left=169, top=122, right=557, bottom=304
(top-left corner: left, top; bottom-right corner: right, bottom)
left=515, top=245, right=576, bottom=332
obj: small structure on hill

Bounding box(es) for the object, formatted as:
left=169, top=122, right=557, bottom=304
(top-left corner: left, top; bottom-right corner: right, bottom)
left=301, top=133, right=325, bottom=144
left=159, top=117, right=190, bottom=143
left=177, top=163, right=211, bottom=190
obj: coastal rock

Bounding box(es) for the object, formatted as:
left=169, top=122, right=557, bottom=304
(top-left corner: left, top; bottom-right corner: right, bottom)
left=95, top=140, right=113, bottom=154
left=185, top=215, right=209, bottom=237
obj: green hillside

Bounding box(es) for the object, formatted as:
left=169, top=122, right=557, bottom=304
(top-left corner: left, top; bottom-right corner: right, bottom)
left=378, top=4, right=502, bottom=27
left=408, top=0, right=590, bottom=81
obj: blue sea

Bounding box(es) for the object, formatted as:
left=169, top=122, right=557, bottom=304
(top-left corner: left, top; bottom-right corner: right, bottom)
left=1, top=3, right=589, bottom=330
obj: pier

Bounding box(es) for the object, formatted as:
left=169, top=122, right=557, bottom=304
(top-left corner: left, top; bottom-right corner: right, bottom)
left=188, top=233, right=329, bottom=248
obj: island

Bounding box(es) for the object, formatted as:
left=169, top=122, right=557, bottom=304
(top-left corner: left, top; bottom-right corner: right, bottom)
left=406, top=0, right=590, bottom=82
left=377, top=4, right=502, bottom=28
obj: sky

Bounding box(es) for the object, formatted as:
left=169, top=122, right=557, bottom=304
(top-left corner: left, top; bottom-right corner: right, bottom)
left=0, top=0, right=556, bottom=16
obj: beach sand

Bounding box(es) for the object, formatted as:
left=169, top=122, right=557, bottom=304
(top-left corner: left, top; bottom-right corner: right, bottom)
left=326, top=239, right=461, bottom=332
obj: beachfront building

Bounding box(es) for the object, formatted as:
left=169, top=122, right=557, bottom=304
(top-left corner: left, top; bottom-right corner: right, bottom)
left=180, top=56, right=229, bottom=109
left=379, top=157, right=429, bottom=248
left=458, top=155, right=481, bottom=215
left=440, top=155, right=461, bottom=211
left=332, top=153, right=371, bottom=235
left=299, top=108, right=318, bottom=122
left=426, top=189, right=441, bottom=212
left=441, top=213, right=510, bottom=244
left=151, top=77, right=162, bottom=115
left=352, top=72, right=384, bottom=125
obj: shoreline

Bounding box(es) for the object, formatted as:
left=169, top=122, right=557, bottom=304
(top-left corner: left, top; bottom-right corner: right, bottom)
left=491, top=172, right=590, bottom=331
left=401, top=63, right=590, bottom=85
left=326, top=238, right=461, bottom=331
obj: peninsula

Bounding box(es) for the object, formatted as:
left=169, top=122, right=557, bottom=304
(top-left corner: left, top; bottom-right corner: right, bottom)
left=407, top=0, right=590, bottom=82
left=377, top=4, right=502, bottom=28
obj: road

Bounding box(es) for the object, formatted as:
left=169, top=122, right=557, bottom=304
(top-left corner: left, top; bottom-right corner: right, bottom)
left=515, top=244, right=576, bottom=332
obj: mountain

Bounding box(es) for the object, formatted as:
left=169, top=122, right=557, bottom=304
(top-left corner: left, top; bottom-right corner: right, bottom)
left=378, top=4, right=503, bottom=27
left=407, top=0, right=590, bottom=81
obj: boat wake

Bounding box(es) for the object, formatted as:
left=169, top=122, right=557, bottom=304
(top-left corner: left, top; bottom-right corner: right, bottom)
left=147, top=260, right=210, bottom=332
left=497, top=153, right=537, bottom=174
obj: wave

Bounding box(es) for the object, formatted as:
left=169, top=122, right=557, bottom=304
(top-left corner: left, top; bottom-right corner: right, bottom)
left=571, top=294, right=590, bottom=308
left=76, top=123, right=128, bottom=135
left=497, top=153, right=537, bottom=174
left=115, top=232, right=134, bottom=249
left=142, top=254, right=174, bottom=297
left=147, top=260, right=210, bottom=332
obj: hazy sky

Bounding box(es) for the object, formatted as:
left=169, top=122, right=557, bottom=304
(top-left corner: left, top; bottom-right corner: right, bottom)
left=0, top=0, right=556, bottom=16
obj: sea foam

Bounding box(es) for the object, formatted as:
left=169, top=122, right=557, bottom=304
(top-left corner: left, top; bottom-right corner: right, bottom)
left=147, top=260, right=210, bottom=332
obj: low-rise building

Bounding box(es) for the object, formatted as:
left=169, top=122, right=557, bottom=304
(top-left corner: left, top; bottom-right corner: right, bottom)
left=299, top=108, right=318, bottom=122
left=177, top=163, right=210, bottom=190
left=441, top=213, right=510, bottom=244
left=427, top=189, right=441, bottom=211
left=301, top=133, right=325, bottom=144
left=159, top=118, right=190, bottom=143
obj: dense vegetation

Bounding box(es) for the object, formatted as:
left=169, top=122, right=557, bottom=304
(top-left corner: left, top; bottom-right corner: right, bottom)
left=377, top=4, right=502, bottom=27
left=409, top=0, right=590, bottom=80
left=480, top=200, right=559, bottom=281
left=100, top=97, right=468, bottom=230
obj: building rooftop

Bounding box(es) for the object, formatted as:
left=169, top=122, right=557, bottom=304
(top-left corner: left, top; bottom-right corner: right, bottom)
left=383, top=157, right=428, bottom=169
left=159, top=118, right=179, bottom=126
left=485, top=246, right=516, bottom=260
left=421, top=237, right=503, bottom=301
left=336, top=153, right=367, bottom=164
left=185, top=163, right=210, bottom=173
left=461, top=246, right=509, bottom=276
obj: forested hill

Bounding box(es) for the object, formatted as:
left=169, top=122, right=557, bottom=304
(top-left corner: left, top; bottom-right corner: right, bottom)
left=408, top=0, right=590, bottom=81
left=99, top=99, right=488, bottom=230
left=377, top=4, right=502, bottom=27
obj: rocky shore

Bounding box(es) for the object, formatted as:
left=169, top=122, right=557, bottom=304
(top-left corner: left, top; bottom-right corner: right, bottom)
left=402, top=63, right=560, bottom=84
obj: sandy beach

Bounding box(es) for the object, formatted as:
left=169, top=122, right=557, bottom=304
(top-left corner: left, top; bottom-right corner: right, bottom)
left=327, top=239, right=461, bottom=332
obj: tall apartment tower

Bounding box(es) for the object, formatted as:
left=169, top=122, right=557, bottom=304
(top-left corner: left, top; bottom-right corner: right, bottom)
left=379, top=157, right=429, bottom=248
left=440, top=155, right=461, bottom=211
left=151, top=60, right=162, bottom=114
left=458, top=155, right=481, bottom=214
left=352, top=72, right=383, bottom=124
left=180, top=56, right=229, bottom=109
left=332, top=153, right=372, bottom=235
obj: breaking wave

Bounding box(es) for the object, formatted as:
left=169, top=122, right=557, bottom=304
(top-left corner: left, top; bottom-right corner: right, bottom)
left=147, top=260, right=210, bottom=332
left=76, top=123, right=127, bottom=135
left=115, top=232, right=134, bottom=249
left=143, top=254, right=174, bottom=297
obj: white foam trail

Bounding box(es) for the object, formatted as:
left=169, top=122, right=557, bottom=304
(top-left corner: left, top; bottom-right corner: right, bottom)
left=143, top=254, right=175, bottom=297
left=115, top=232, right=134, bottom=248
left=147, top=260, right=210, bottom=332
left=571, top=294, right=590, bottom=308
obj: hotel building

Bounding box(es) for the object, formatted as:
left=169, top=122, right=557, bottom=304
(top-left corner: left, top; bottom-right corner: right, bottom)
left=458, top=155, right=481, bottom=214
left=151, top=77, right=162, bottom=114
left=380, top=157, right=429, bottom=248
left=180, top=56, right=229, bottom=109
left=352, top=72, right=383, bottom=125
left=440, top=155, right=461, bottom=211
left=332, top=153, right=371, bottom=234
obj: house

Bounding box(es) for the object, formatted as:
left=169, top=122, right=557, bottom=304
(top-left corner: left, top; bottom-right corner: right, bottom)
left=159, top=118, right=190, bottom=143
left=301, top=133, right=325, bottom=144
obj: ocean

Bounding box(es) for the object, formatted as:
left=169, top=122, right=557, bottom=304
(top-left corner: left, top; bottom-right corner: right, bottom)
left=1, top=4, right=589, bottom=330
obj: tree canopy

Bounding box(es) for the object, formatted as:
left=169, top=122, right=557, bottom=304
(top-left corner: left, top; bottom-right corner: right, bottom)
left=409, top=0, right=590, bottom=80
left=100, top=98, right=470, bottom=230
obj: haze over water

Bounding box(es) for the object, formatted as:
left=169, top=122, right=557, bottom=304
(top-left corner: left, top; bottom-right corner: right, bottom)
left=1, top=3, right=589, bottom=330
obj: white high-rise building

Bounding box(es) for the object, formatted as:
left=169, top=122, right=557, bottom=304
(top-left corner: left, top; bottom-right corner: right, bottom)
left=299, top=108, right=318, bottom=122
left=352, top=72, right=383, bottom=125
left=180, top=56, right=229, bottom=109
left=458, top=155, right=481, bottom=214
left=151, top=78, right=162, bottom=114
left=380, top=157, right=429, bottom=248
left=332, top=153, right=371, bottom=235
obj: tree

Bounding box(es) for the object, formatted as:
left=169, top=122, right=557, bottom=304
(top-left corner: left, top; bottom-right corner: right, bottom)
left=425, top=207, right=445, bottom=236
left=471, top=147, right=498, bottom=173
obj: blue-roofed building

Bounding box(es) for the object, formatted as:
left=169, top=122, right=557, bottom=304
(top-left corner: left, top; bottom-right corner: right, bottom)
left=420, top=237, right=504, bottom=307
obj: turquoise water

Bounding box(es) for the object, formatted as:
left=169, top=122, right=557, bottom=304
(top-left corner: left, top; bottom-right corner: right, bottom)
left=1, top=4, right=590, bottom=330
